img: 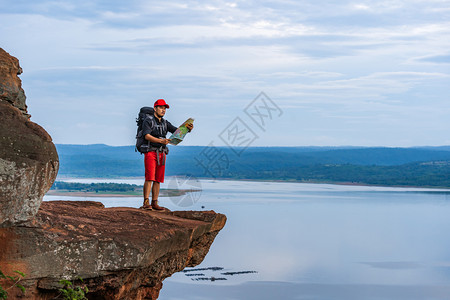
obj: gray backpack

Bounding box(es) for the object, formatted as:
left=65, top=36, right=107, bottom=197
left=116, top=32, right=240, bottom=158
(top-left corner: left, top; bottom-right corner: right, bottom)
left=135, top=107, right=154, bottom=153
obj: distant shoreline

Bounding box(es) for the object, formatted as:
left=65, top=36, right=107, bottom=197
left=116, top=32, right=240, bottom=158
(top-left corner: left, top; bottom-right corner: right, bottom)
left=55, top=145, right=450, bottom=189
left=225, top=178, right=450, bottom=190
left=51, top=177, right=450, bottom=192
left=46, top=188, right=199, bottom=198
left=46, top=190, right=139, bottom=197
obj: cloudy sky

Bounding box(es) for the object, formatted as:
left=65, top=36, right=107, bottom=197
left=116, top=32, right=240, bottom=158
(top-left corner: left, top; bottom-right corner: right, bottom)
left=1, top=0, right=449, bottom=147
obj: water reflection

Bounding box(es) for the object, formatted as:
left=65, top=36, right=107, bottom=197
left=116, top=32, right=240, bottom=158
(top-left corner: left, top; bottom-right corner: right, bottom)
left=181, top=267, right=258, bottom=282
left=45, top=179, right=450, bottom=299
left=160, top=180, right=450, bottom=299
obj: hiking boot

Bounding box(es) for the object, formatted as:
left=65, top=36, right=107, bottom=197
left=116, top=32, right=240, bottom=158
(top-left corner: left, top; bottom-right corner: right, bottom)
left=151, top=200, right=165, bottom=211
left=140, top=198, right=152, bottom=210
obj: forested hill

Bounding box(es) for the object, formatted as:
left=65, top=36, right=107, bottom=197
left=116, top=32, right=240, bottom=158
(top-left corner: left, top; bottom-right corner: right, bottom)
left=55, top=144, right=450, bottom=188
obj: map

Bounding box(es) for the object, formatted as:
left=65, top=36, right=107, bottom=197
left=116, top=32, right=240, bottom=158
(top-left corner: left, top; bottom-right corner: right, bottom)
left=168, top=118, right=194, bottom=145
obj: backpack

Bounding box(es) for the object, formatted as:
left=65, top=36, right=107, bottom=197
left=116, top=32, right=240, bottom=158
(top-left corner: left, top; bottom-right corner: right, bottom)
left=135, top=107, right=154, bottom=153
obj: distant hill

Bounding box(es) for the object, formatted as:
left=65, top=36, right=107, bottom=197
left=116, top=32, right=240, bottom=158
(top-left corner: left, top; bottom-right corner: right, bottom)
left=55, top=144, right=450, bottom=188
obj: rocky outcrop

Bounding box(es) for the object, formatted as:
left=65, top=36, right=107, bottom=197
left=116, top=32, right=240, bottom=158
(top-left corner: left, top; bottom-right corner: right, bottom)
left=0, top=48, right=59, bottom=227
left=0, top=48, right=27, bottom=117
left=0, top=201, right=226, bottom=299
left=0, top=48, right=226, bottom=299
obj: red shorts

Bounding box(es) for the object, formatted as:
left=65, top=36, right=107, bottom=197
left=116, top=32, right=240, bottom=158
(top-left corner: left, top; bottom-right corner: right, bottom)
left=144, top=151, right=166, bottom=183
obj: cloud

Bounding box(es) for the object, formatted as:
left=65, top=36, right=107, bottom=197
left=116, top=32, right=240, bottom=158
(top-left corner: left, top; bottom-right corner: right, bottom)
left=416, top=54, right=450, bottom=64
left=1, top=0, right=449, bottom=146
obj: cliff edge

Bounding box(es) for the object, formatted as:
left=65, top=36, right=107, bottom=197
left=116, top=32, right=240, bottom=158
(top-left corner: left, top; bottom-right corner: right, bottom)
left=0, top=48, right=226, bottom=299
left=1, top=201, right=226, bottom=299
left=0, top=48, right=59, bottom=227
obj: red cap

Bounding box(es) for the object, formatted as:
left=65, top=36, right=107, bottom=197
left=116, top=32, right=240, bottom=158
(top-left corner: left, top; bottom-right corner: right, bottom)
left=154, top=99, right=170, bottom=108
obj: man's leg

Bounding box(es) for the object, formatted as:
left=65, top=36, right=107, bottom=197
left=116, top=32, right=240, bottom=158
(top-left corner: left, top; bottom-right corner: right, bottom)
left=151, top=181, right=165, bottom=210
left=151, top=181, right=160, bottom=200
left=142, top=152, right=157, bottom=209
left=139, top=180, right=152, bottom=209
left=144, top=180, right=152, bottom=199
left=151, top=152, right=166, bottom=211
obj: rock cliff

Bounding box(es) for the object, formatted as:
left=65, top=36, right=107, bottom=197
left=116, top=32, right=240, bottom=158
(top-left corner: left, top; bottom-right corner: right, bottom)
left=0, top=48, right=59, bottom=227
left=0, top=201, right=226, bottom=299
left=0, top=48, right=226, bottom=299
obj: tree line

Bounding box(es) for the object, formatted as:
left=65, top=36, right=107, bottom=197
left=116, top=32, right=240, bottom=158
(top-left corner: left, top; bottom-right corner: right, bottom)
left=51, top=182, right=142, bottom=192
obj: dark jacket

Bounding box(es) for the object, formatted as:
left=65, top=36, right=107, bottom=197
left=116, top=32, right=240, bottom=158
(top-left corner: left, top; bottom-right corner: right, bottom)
left=142, top=115, right=177, bottom=148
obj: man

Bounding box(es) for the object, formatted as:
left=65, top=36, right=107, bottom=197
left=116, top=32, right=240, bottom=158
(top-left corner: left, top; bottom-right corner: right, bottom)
left=141, top=99, right=193, bottom=210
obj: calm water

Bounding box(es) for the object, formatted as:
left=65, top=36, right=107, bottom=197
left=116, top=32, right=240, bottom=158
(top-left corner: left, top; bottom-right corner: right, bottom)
left=44, top=179, right=450, bottom=300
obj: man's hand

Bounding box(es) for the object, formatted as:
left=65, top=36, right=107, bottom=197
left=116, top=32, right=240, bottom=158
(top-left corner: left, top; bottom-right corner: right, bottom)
left=186, top=123, right=194, bottom=132
left=160, top=138, right=171, bottom=145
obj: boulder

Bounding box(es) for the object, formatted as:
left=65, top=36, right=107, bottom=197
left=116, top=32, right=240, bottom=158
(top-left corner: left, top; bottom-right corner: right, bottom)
left=0, top=48, right=226, bottom=299
left=0, top=48, right=59, bottom=227
left=0, top=201, right=227, bottom=299
left=0, top=48, right=27, bottom=117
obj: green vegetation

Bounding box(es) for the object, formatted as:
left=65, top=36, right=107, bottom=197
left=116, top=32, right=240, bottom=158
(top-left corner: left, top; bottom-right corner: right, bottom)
left=55, top=144, right=450, bottom=188
left=58, top=279, right=88, bottom=300
left=51, top=181, right=141, bottom=195
left=0, top=269, right=26, bottom=299
left=49, top=182, right=196, bottom=197
left=223, top=161, right=450, bottom=188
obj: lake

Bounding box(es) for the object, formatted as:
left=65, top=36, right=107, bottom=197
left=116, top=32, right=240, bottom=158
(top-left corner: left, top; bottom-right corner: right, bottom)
left=44, top=178, right=450, bottom=300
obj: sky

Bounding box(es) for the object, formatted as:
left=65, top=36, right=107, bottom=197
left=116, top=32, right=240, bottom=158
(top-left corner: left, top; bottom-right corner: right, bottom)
left=1, top=0, right=449, bottom=147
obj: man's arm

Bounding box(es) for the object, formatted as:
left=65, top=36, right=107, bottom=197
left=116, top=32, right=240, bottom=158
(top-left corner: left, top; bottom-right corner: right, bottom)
left=167, top=121, right=178, bottom=134
left=145, top=134, right=170, bottom=145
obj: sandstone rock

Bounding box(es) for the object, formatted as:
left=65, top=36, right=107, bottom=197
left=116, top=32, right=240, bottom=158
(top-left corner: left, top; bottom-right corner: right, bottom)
left=0, top=48, right=226, bottom=299
left=0, top=48, right=27, bottom=117
left=0, top=201, right=227, bottom=299
left=0, top=48, right=59, bottom=227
